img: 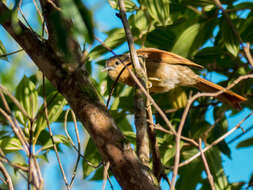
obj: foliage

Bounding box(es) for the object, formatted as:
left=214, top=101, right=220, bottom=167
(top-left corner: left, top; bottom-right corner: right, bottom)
left=0, top=0, right=253, bottom=189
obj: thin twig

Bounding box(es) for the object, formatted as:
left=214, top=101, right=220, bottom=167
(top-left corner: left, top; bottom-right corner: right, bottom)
left=0, top=91, right=11, bottom=114
left=32, top=0, right=48, bottom=35
left=0, top=155, right=28, bottom=172
left=69, top=110, right=81, bottom=188
left=32, top=158, right=43, bottom=190
left=0, top=84, right=31, bottom=120
left=190, top=74, right=253, bottom=102
left=28, top=120, right=34, bottom=190
left=146, top=97, right=162, bottom=180
left=18, top=0, right=35, bottom=33
left=0, top=49, right=24, bottom=58
left=47, top=0, right=61, bottom=11
left=147, top=121, right=198, bottom=147
left=108, top=175, right=114, bottom=190
left=63, top=109, right=102, bottom=168
left=162, top=174, right=172, bottom=188
left=244, top=43, right=253, bottom=68
left=0, top=162, right=14, bottom=190
left=171, top=93, right=193, bottom=189
left=178, top=111, right=253, bottom=168
left=102, top=162, right=110, bottom=190
left=118, top=0, right=150, bottom=166
left=0, top=108, right=28, bottom=153
left=0, top=86, right=41, bottom=189
left=228, top=124, right=253, bottom=144
left=199, top=139, right=215, bottom=190
left=42, top=75, right=70, bottom=190
left=118, top=0, right=143, bottom=73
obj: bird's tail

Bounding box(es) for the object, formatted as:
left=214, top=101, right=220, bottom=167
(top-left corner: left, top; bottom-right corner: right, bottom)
left=194, top=77, right=247, bottom=109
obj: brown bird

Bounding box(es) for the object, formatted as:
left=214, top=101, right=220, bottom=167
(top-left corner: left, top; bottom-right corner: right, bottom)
left=105, top=48, right=246, bottom=108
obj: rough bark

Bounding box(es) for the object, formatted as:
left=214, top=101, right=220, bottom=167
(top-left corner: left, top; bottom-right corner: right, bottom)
left=0, top=2, right=160, bottom=190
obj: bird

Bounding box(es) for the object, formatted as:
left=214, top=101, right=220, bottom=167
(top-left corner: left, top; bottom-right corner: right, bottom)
left=104, top=48, right=247, bottom=109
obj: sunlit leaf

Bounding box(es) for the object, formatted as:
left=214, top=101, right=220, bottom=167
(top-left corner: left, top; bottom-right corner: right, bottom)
left=221, top=17, right=239, bottom=57
left=41, top=135, right=70, bottom=151
left=108, top=0, right=138, bottom=12
left=35, top=91, right=67, bottom=136
left=205, top=147, right=229, bottom=190
left=168, top=87, right=187, bottom=109
left=0, top=137, right=23, bottom=151
left=171, top=23, right=201, bottom=57
left=140, top=0, right=171, bottom=26
left=15, top=76, right=38, bottom=120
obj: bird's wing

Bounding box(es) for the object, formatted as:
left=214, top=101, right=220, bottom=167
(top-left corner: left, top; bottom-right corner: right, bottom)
left=136, top=48, right=203, bottom=69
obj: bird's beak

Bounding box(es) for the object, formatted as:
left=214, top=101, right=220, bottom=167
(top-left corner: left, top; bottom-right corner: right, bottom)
left=102, top=65, right=115, bottom=72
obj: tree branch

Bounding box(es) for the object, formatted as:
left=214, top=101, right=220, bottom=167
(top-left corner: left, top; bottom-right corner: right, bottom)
left=135, top=89, right=150, bottom=165
left=118, top=0, right=150, bottom=167
left=0, top=2, right=159, bottom=189
left=199, top=139, right=215, bottom=190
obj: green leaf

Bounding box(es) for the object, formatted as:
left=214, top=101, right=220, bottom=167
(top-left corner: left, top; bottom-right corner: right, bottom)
left=221, top=17, right=239, bottom=57
left=233, top=2, right=253, bottom=10
left=190, top=18, right=217, bottom=56
left=49, top=10, right=70, bottom=55
left=0, top=137, right=23, bottom=151
left=158, top=135, right=183, bottom=165
left=171, top=23, right=201, bottom=57
left=82, top=138, right=102, bottom=179
left=140, top=0, right=171, bottom=26
left=15, top=76, right=38, bottom=120
left=205, top=147, right=230, bottom=190
left=0, top=40, right=8, bottom=61
left=35, top=91, right=67, bottom=135
left=208, top=109, right=231, bottom=158
left=168, top=87, right=187, bottom=109
left=178, top=0, right=213, bottom=7
left=240, top=14, right=253, bottom=43
left=41, top=135, right=70, bottom=151
left=36, top=153, right=49, bottom=162
left=129, top=9, right=152, bottom=37
left=145, top=25, right=176, bottom=50
left=0, top=5, right=12, bottom=25
left=123, top=131, right=136, bottom=144
left=176, top=150, right=203, bottom=189
left=89, top=28, right=125, bottom=60
left=230, top=182, right=245, bottom=190
left=73, top=0, right=94, bottom=43
left=90, top=166, right=105, bottom=180
left=108, top=0, right=138, bottom=12
left=236, top=137, right=253, bottom=148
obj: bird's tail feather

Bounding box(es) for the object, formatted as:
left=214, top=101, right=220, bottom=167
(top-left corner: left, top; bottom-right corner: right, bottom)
left=194, top=77, right=247, bottom=109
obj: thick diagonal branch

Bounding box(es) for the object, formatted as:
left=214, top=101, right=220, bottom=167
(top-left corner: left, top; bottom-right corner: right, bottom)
left=0, top=2, right=159, bottom=190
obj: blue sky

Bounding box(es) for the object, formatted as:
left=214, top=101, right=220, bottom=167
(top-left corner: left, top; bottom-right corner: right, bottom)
left=0, top=0, right=253, bottom=189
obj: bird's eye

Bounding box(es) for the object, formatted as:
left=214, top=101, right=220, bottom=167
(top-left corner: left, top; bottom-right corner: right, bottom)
left=115, top=61, right=120, bottom=65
